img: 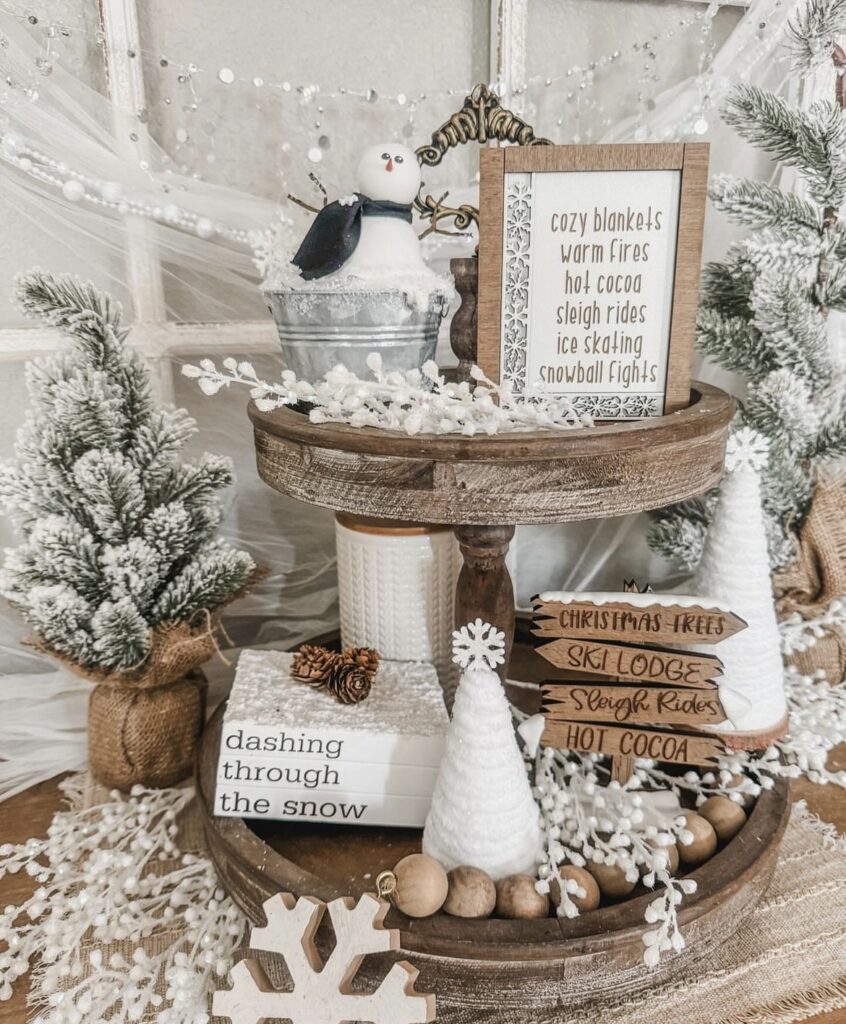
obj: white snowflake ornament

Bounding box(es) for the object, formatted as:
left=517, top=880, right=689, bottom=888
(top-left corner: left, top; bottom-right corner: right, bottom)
left=725, top=427, right=769, bottom=474
left=451, top=618, right=506, bottom=670
left=213, top=892, right=435, bottom=1024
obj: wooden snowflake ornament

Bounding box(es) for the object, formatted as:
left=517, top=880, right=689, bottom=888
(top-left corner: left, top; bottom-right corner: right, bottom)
left=212, top=891, right=435, bottom=1024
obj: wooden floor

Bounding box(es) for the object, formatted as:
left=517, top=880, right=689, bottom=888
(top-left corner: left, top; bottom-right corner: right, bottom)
left=1, top=762, right=845, bottom=1024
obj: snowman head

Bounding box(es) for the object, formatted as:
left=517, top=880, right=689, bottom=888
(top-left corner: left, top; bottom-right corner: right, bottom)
left=355, top=143, right=421, bottom=204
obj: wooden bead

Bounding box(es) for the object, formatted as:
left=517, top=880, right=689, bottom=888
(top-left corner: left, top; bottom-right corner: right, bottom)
left=586, top=860, right=636, bottom=899
left=729, top=775, right=757, bottom=809
left=551, top=865, right=601, bottom=913
left=677, top=813, right=718, bottom=867
left=392, top=854, right=448, bottom=918
left=443, top=866, right=496, bottom=919
left=699, top=795, right=747, bottom=843
left=495, top=874, right=550, bottom=919
left=645, top=840, right=679, bottom=875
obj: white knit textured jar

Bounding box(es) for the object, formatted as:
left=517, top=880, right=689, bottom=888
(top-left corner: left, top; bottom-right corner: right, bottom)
left=335, top=513, right=460, bottom=684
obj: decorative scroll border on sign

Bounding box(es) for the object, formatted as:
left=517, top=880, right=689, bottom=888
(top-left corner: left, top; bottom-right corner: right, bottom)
left=570, top=394, right=662, bottom=419
left=502, top=173, right=533, bottom=393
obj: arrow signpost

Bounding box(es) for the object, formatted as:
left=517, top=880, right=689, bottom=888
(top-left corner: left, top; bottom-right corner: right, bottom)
left=533, top=592, right=747, bottom=782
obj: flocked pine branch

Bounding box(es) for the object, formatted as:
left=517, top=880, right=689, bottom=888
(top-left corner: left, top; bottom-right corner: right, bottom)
left=742, top=370, right=821, bottom=453
left=0, top=270, right=256, bottom=672
left=785, top=0, right=846, bottom=71
left=722, top=86, right=846, bottom=208
left=15, top=272, right=127, bottom=351
left=698, top=258, right=756, bottom=318
left=709, top=175, right=822, bottom=231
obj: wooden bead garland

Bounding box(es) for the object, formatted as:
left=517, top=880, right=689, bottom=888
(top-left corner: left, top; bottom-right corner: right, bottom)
left=699, top=795, right=747, bottom=842
left=384, top=854, right=448, bottom=918
left=378, top=790, right=745, bottom=927
left=443, top=866, right=496, bottom=919
left=495, top=874, right=550, bottom=919
left=677, top=813, right=718, bottom=867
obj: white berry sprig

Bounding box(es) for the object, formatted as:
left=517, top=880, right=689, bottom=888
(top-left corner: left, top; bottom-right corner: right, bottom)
left=182, top=354, right=593, bottom=437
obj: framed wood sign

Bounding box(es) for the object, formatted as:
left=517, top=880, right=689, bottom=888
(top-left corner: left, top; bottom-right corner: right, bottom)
left=478, top=143, right=709, bottom=419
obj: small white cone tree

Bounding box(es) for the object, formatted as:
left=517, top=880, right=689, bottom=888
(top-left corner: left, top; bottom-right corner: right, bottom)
left=422, top=619, right=542, bottom=880
left=691, top=428, right=788, bottom=741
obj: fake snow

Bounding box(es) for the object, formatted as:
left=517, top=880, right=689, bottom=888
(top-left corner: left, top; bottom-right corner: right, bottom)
left=225, top=650, right=449, bottom=737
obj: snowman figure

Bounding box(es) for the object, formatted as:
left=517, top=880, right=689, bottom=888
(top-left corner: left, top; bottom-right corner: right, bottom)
left=291, top=143, right=427, bottom=281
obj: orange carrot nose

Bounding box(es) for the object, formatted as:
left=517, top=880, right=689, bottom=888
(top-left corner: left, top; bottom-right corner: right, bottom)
left=385, top=157, right=393, bottom=171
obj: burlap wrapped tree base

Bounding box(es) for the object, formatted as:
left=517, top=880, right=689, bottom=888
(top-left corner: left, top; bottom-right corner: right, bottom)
left=88, top=671, right=207, bottom=790
left=774, top=474, right=846, bottom=683
left=34, top=617, right=221, bottom=790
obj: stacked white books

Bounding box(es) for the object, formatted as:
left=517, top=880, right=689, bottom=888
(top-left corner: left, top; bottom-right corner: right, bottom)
left=214, top=649, right=449, bottom=827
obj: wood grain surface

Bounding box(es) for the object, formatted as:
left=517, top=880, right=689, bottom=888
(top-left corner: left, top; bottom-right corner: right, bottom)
left=448, top=258, right=479, bottom=382
left=454, top=524, right=515, bottom=680
left=249, top=382, right=734, bottom=526
left=664, top=143, right=709, bottom=413
left=533, top=598, right=746, bottom=645
left=541, top=719, right=727, bottom=766
left=542, top=682, right=726, bottom=727
left=536, top=635, right=723, bottom=687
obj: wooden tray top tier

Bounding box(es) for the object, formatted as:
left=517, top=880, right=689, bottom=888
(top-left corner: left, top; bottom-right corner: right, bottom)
left=249, top=382, right=734, bottom=526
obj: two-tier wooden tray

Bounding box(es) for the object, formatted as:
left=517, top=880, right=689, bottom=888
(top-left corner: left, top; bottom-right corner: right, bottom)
left=199, top=262, right=790, bottom=1010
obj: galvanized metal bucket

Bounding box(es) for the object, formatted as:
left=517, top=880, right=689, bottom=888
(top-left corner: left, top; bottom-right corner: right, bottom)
left=264, top=287, right=449, bottom=381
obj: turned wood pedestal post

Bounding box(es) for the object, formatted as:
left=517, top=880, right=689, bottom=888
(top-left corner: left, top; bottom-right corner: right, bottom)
left=453, top=524, right=516, bottom=680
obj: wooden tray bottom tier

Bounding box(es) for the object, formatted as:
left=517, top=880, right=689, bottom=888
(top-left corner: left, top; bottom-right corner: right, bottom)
left=198, top=705, right=789, bottom=1011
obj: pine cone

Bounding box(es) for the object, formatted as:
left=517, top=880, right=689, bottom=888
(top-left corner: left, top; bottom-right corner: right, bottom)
left=328, top=662, right=372, bottom=705
left=291, top=644, right=336, bottom=687
left=341, top=646, right=381, bottom=679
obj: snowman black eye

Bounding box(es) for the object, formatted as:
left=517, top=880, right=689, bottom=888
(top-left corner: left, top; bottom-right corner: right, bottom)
left=395, top=154, right=404, bottom=163
left=381, top=152, right=390, bottom=160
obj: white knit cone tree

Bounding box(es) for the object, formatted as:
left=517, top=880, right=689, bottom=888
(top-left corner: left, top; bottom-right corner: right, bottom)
left=422, top=619, right=542, bottom=880
left=691, top=428, right=787, bottom=743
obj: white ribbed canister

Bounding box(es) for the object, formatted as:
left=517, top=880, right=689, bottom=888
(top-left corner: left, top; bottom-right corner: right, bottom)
left=335, top=513, right=460, bottom=685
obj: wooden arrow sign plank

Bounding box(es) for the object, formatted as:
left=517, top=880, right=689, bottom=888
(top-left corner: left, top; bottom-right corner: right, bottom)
left=533, top=598, right=746, bottom=646
left=541, top=719, right=727, bottom=767
left=537, top=637, right=722, bottom=689
left=541, top=683, right=726, bottom=727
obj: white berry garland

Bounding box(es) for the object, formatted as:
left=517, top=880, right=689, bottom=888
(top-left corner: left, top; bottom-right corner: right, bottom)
left=0, top=779, right=246, bottom=1022
left=182, top=354, right=593, bottom=437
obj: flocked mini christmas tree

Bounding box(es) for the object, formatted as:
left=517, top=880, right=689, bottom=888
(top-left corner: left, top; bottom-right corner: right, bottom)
left=422, top=619, right=542, bottom=880
left=691, top=429, right=788, bottom=745
left=650, top=0, right=846, bottom=574
left=0, top=270, right=256, bottom=788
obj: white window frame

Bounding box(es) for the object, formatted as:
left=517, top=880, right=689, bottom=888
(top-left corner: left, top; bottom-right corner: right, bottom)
left=0, top=0, right=750, bottom=400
